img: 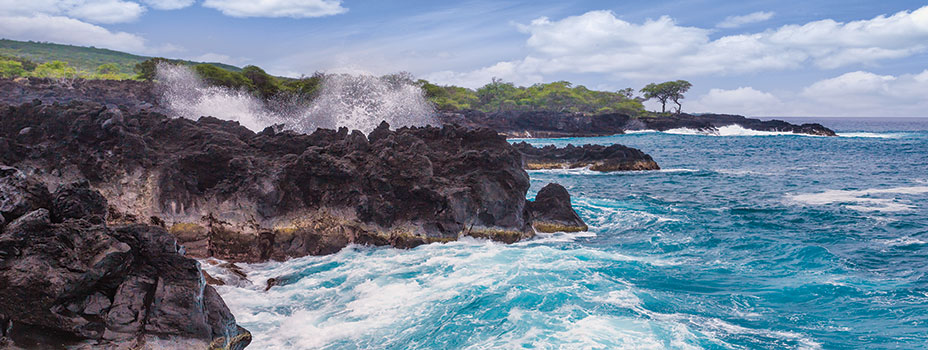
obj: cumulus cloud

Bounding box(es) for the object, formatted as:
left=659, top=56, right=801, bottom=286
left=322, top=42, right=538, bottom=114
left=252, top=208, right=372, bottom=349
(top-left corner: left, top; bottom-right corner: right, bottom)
left=202, top=0, right=347, bottom=18
left=716, top=11, right=774, bottom=28
left=431, top=6, right=928, bottom=87
left=0, top=0, right=146, bottom=24
left=141, top=0, right=195, bottom=10
left=0, top=14, right=149, bottom=52
left=689, top=87, right=783, bottom=115
left=691, top=70, right=928, bottom=117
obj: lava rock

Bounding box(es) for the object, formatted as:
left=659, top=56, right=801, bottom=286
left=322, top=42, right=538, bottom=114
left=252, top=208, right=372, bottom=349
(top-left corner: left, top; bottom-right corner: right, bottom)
left=527, top=183, right=588, bottom=233
left=0, top=169, right=251, bottom=349
left=52, top=181, right=108, bottom=223
left=513, top=142, right=660, bottom=171
left=438, top=109, right=836, bottom=137
left=0, top=100, right=559, bottom=262
left=0, top=165, right=51, bottom=222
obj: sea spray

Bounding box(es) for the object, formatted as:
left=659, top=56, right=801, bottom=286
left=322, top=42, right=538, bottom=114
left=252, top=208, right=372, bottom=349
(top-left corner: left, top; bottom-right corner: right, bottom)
left=157, top=63, right=285, bottom=131
left=156, top=64, right=435, bottom=134
left=299, top=73, right=436, bottom=134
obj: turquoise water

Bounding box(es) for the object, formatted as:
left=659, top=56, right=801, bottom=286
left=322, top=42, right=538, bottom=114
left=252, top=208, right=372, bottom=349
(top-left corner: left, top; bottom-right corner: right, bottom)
left=210, top=119, right=928, bottom=349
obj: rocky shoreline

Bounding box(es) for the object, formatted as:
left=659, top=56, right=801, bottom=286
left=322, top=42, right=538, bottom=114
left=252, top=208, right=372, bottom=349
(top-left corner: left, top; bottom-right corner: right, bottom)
left=0, top=100, right=588, bottom=263
left=0, top=167, right=251, bottom=350
left=439, top=109, right=836, bottom=137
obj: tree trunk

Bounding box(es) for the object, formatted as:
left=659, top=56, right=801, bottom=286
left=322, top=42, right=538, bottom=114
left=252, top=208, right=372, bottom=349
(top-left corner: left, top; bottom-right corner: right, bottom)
left=675, top=100, right=682, bottom=115
left=661, top=101, right=666, bottom=113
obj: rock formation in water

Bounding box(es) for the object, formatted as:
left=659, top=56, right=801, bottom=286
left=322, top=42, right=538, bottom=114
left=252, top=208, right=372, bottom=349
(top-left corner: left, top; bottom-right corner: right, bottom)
left=513, top=142, right=660, bottom=172
left=526, top=183, right=588, bottom=233
left=0, top=166, right=250, bottom=349
left=438, top=109, right=836, bottom=137
left=0, top=100, right=587, bottom=263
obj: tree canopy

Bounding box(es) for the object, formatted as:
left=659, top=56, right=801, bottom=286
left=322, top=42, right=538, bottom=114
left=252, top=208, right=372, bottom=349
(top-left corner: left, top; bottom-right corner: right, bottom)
left=640, top=80, right=692, bottom=114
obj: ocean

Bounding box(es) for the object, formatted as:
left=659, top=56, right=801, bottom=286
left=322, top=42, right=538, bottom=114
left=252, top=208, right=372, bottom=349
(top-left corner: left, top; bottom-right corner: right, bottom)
left=208, top=118, right=928, bottom=349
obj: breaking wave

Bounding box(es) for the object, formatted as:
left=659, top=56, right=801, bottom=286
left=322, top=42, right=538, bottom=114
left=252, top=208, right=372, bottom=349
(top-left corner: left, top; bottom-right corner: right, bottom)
left=157, top=64, right=435, bottom=134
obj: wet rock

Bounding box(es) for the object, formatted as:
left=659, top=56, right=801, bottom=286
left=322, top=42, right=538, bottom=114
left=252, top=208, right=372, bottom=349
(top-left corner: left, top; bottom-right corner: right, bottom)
left=513, top=142, right=660, bottom=172
left=0, top=169, right=251, bottom=349
left=527, top=183, right=588, bottom=233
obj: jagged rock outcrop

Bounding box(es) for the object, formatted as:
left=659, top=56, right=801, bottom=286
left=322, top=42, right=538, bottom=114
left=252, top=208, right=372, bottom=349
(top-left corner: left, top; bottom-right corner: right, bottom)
left=439, top=110, right=631, bottom=138
left=438, top=109, right=836, bottom=137
left=630, top=113, right=836, bottom=136
left=0, top=167, right=250, bottom=349
left=513, top=142, right=660, bottom=172
left=0, top=100, right=565, bottom=263
left=527, top=183, right=588, bottom=233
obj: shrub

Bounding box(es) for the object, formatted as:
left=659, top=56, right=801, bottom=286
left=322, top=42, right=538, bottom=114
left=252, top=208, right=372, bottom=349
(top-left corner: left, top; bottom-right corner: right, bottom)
left=0, top=59, right=26, bottom=78
left=32, top=61, right=77, bottom=79
left=193, top=64, right=253, bottom=90
left=242, top=65, right=279, bottom=99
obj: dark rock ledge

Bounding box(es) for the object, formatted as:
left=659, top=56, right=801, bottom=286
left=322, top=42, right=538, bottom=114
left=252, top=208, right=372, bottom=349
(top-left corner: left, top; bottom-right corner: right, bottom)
left=0, top=100, right=587, bottom=265
left=513, top=142, right=660, bottom=172
left=0, top=166, right=251, bottom=349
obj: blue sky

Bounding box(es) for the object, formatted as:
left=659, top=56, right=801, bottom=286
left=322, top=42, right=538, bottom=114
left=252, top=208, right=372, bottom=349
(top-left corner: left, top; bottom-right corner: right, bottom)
left=1, top=0, right=927, bottom=117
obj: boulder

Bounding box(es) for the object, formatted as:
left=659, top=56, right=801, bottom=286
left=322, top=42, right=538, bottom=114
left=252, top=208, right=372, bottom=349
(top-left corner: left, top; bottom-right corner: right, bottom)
left=527, top=183, right=588, bottom=233
left=0, top=169, right=250, bottom=349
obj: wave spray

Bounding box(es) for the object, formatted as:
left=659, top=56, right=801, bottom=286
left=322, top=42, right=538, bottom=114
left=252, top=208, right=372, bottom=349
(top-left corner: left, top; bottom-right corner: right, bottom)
left=156, top=64, right=435, bottom=134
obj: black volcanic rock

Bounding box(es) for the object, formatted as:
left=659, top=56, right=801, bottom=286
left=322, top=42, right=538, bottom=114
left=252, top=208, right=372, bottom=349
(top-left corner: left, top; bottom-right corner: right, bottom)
left=527, top=183, right=587, bottom=233
left=438, top=109, right=836, bottom=137
left=631, top=113, right=836, bottom=136
left=0, top=100, right=575, bottom=262
left=0, top=78, right=160, bottom=114
left=439, top=110, right=631, bottom=138
left=513, top=142, right=660, bottom=172
left=0, top=169, right=250, bottom=349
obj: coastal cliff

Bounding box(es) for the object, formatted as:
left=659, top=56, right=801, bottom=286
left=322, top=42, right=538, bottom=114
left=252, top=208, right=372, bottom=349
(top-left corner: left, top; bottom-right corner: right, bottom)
left=0, top=100, right=586, bottom=264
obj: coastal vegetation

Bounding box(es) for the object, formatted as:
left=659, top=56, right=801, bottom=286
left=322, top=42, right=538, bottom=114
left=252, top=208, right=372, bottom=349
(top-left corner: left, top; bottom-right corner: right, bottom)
left=1, top=39, right=693, bottom=116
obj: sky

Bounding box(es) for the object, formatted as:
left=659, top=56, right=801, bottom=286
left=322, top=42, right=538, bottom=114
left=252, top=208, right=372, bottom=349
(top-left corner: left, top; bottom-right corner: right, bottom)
left=1, top=0, right=927, bottom=117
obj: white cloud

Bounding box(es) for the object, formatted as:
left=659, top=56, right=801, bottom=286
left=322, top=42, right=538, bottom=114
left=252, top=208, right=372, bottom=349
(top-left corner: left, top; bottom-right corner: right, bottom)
left=717, top=11, right=774, bottom=28
left=0, top=14, right=149, bottom=52
left=430, top=6, right=928, bottom=86
left=691, top=70, right=928, bottom=117
left=689, top=87, right=783, bottom=115
left=0, top=0, right=146, bottom=24
left=141, top=0, right=195, bottom=10
left=202, top=0, right=347, bottom=18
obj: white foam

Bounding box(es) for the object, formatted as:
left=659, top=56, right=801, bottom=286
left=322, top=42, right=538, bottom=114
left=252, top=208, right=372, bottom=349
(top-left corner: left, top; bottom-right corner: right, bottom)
left=837, top=132, right=907, bottom=139
left=787, top=186, right=928, bottom=212
left=663, top=124, right=810, bottom=137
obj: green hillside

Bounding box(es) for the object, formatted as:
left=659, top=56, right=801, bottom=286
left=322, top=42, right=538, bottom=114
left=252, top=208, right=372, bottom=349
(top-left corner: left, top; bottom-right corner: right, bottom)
left=0, top=39, right=240, bottom=75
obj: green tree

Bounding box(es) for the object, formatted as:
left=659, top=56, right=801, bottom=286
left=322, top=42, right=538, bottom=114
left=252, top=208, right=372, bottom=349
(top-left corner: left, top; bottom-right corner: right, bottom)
left=667, top=80, right=692, bottom=114
left=95, top=63, right=121, bottom=75
left=640, top=80, right=692, bottom=114
left=0, top=59, right=26, bottom=78
left=32, top=61, right=77, bottom=79
left=193, top=64, right=252, bottom=90
left=242, top=65, right=279, bottom=99
left=134, top=57, right=180, bottom=81
left=280, top=72, right=324, bottom=98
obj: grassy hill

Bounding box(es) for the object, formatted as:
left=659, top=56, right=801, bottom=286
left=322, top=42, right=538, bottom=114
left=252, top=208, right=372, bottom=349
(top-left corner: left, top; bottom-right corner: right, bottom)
left=0, top=39, right=240, bottom=75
